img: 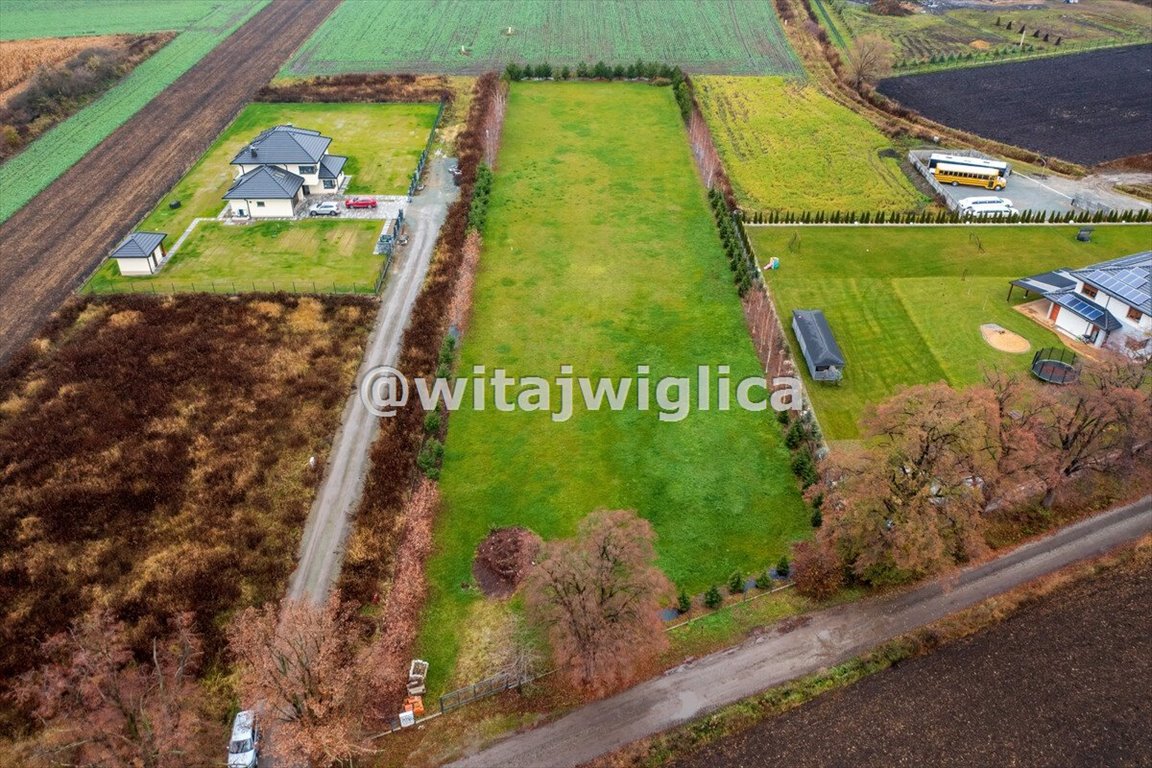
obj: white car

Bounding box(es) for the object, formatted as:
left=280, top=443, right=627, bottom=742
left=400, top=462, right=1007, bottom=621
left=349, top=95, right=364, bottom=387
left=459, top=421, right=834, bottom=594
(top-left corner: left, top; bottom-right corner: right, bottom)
left=227, top=710, right=259, bottom=768
left=308, top=201, right=341, bottom=217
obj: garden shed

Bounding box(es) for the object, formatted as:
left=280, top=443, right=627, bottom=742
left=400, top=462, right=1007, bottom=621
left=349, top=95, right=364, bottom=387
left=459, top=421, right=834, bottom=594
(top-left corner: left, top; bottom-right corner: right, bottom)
left=111, top=231, right=168, bottom=276
left=792, top=309, right=845, bottom=382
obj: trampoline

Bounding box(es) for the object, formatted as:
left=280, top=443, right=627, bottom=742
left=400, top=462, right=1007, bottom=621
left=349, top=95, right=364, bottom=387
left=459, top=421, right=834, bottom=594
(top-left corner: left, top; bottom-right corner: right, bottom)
left=1031, top=347, right=1081, bottom=384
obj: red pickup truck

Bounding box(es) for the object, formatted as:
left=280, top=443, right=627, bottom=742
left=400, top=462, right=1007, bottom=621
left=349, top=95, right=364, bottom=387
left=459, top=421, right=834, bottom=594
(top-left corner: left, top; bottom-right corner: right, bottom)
left=344, top=197, right=378, bottom=209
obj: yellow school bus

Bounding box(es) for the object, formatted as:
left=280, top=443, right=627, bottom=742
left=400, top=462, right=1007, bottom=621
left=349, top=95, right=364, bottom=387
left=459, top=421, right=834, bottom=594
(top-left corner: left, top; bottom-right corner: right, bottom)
left=932, top=162, right=1007, bottom=190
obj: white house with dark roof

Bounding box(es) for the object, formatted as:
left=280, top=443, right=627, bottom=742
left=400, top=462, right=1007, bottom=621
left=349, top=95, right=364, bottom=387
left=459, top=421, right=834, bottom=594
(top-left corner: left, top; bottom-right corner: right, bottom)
left=111, top=231, right=167, bottom=276
left=1011, top=252, right=1151, bottom=352
left=224, top=125, right=347, bottom=218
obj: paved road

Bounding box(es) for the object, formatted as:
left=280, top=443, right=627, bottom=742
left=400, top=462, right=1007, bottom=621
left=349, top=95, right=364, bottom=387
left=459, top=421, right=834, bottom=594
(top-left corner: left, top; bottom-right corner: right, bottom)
left=909, top=150, right=1152, bottom=214
left=0, top=0, right=339, bottom=366
left=287, top=158, right=458, bottom=602
left=449, top=495, right=1152, bottom=768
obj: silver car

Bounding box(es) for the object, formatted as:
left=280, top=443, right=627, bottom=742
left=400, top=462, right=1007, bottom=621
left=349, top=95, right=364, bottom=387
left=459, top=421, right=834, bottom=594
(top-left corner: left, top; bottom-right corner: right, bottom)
left=308, top=201, right=341, bottom=217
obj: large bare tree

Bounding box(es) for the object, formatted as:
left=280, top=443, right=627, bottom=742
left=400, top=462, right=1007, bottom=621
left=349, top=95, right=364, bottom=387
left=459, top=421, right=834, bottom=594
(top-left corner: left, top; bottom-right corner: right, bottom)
left=844, top=34, right=895, bottom=90
left=15, top=611, right=214, bottom=768
left=227, top=598, right=371, bottom=767
left=524, top=510, right=673, bottom=695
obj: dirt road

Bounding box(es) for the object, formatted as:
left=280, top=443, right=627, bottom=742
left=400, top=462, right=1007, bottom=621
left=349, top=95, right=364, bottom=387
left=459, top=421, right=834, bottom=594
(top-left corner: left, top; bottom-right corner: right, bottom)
left=287, top=158, right=458, bottom=602
left=448, top=495, right=1152, bottom=768
left=672, top=543, right=1152, bottom=768
left=0, top=0, right=339, bottom=366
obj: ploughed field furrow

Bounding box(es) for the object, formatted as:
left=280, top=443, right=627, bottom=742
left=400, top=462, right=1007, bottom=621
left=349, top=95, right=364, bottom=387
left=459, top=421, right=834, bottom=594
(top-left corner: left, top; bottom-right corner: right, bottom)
left=0, top=0, right=340, bottom=364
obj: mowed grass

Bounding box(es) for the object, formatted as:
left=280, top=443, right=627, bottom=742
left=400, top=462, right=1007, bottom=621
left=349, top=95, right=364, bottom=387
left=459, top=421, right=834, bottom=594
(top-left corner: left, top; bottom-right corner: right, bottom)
left=137, top=102, right=440, bottom=239
left=84, top=219, right=383, bottom=293
left=284, top=0, right=801, bottom=75
left=751, top=224, right=1152, bottom=440
left=419, top=83, right=808, bottom=694
left=695, top=77, right=928, bottom=213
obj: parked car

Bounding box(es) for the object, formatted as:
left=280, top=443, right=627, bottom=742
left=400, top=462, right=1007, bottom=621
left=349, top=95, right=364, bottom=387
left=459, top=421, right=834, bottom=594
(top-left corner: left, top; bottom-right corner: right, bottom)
left=308, top=201, right=341, bottom=217
left=961, top=202, right=1020, bottom=219
left=227, top=711, right=259, bottom=768
left=345, top=196, right=378, bottom=209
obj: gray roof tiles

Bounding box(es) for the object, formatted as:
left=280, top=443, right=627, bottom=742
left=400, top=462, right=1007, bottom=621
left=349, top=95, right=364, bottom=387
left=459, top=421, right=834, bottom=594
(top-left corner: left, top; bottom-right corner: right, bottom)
left=111, top=231, right=166, bottom=259
left=223, top=165, right=304, bottom=200
left=792, top=309, right=846, bottom=368
left=231, top=125, right=332, bottom=166
left=319, top=154, right=347, bottom=180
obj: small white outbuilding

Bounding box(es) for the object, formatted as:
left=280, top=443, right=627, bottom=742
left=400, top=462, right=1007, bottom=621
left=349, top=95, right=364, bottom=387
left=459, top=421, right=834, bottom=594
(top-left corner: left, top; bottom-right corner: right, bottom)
left=111, top=231, right=168, bottom=276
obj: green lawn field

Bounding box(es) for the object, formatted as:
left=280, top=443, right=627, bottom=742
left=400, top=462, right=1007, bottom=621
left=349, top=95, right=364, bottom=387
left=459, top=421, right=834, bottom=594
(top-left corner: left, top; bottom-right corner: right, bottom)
left=83, top=219, right=383, bottom=294
left=750, top=224, right=1152, bottom=440
left=284, top=0, right=801, bottom=76
left=136, top=102, right=439, bottom=239
left=418, top=82, right=809, bottom=695
left=695, top=77, right=928, bottom=213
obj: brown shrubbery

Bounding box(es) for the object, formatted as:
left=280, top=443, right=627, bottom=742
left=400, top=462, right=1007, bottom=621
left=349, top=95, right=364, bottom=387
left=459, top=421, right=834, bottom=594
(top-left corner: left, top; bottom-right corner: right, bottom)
left=256, top=72, right=454, bottom=104
left=0, top=295, right=372, bottom=701
left=338, top=73, right=502, bottom=609
left=0, top=33, right=173, bottom=159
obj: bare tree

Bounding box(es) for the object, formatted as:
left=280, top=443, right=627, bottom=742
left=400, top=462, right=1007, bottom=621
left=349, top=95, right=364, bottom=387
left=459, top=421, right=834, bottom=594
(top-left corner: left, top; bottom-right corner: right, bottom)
left=844, top=34, right=895, bottom=90
left=15, top=611, right=215, bottom=768
left=227, top=598, right=370, bottom=767
left=1031, top=363, right=1151, bottom=509
left=819, top=384, right=993, bottom=585
left=524, top=510, right=673, bottom=695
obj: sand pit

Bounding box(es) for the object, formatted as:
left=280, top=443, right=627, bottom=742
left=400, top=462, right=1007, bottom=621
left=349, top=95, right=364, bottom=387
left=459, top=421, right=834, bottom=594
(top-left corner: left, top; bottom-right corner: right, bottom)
left=981, top=323, right=1031, bottom=353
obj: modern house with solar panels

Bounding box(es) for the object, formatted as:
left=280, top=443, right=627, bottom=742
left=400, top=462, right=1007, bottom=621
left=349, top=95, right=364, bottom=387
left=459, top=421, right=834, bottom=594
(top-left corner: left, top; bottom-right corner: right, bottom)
left=1010, top=252, right=1151, bottom=352
left=792, top=309, right=846, bottom=382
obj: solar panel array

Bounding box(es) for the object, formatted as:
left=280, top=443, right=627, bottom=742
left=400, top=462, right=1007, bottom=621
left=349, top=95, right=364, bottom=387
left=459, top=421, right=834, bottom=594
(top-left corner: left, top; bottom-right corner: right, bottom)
left=1053, top=292, right=1120, bottom=330
left=1073, top=252, right=1151, bottom=312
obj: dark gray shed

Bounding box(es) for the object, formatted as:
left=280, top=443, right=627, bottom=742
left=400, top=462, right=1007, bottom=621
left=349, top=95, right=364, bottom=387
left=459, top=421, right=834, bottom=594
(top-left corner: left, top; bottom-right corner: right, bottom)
left=792, top=309, right=845, bottom=382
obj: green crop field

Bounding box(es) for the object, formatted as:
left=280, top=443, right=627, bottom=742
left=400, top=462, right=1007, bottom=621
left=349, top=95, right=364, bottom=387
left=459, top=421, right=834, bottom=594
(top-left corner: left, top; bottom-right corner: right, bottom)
left=284, top=0, right=801, bottom=76
left=0, top=0, right=240, bottom=39
left=133, top=102, right=439, bottom=239
left=0, top=0, right=268, bottom=223
left=696, top=76, right=928, bottom=213
left=83, top=219, right=384, bottom=294
left=750, top=224, right=1152, bottom=441
left=825, top=0, right=1152, bottom=70
left=417, top=82, right=809, bottom=695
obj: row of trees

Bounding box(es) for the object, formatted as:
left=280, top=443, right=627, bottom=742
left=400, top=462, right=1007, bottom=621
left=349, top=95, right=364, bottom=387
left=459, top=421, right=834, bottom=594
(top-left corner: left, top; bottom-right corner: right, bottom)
left=504, top=59, right=686, bottom=83
left=742, top=207, right=1152, bottom=225
left=793, top=363, right=1151, bottom=594
left=708, top=187, right=757, bottom=295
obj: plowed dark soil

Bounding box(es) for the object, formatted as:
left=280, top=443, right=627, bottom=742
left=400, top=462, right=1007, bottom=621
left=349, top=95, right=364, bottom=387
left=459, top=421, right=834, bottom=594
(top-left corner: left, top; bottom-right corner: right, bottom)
left=671, top=557, right=1152, bottom=768
left=879, top=45, right=1152, bottom=166
left=0, top=0, right=340, bottom=364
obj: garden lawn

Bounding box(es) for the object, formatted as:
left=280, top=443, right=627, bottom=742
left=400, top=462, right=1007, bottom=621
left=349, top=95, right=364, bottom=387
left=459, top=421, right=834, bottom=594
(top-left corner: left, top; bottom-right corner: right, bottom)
left=695, top=77, right=928, bottom=213
left=418, top=82, right=809, bottom=696
left=84, top=219, right=383, bottom=293
left=137, top=102, right=440, bottom=239
left=750, top=224, right=1152, bottom=440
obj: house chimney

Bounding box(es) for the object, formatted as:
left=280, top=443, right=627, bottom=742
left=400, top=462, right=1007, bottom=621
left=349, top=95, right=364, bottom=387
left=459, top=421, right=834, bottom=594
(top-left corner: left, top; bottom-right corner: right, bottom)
left=251, top=146, right=257, bottom=157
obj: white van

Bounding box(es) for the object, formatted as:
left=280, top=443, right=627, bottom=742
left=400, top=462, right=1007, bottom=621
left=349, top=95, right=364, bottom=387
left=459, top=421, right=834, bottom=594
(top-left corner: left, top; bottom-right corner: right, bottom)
left=961, top=201, right=1019, bottom=219
left=958, top=196, right=1013, bottom=210
left=227, top=711, right=259, bottom=768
